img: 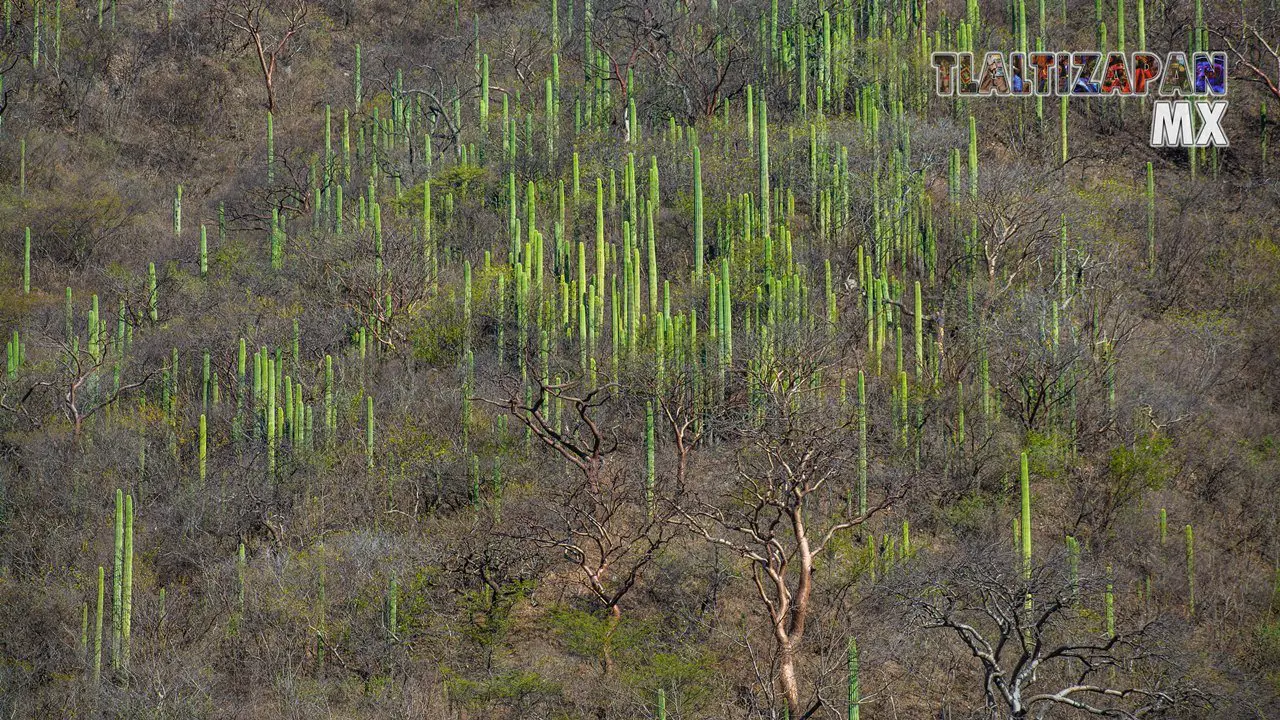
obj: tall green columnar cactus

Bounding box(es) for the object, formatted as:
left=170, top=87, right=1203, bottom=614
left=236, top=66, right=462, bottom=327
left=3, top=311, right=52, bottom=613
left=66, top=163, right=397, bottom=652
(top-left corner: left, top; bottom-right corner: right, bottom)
left=170, top=347, right=180, bottom=420
left=897, top=371, right=909, bottom=449
left=797, top=22, right=808, bottom=116
left=22, top=227, right=30, bottom=293
left=480, top=54, right=490, bottom=127
left=324, top=355, right=335, bottom=443
left=913, top=281, right=923, bottom=380
left=266, top=359, right=276, bottom=479
left=759, top=100, right=770, bottom=238
left=655, top=687, right=666, bottom=719
left=645, top=402, right=656, bottom=518
left=234, top=339, right=247, bottom=443
left=1066, top=535, right=1080, bottom=603
left=354, top=44, right=363, bottom=106
left=1020, top=452, right=1032, bottom=594
left=147, top=262, right=158, bottom=322
left=271, top=208, right=283, bottom=269
left=825, top=260, right=837, bottom=331
left=93, top=565, right=104, bottom=684
left=693, top=145, right=704, bottom=278
left=1094, top=0, right=1104, bottom=48
left=720, top=257, right=733, bottom=366
left=461, top=349, right=475, bottom=449
left=1159, top=508, right=1167, bottom=545
left=628, top=96, right=639, bottom=144
left=198, top=414, right=207, bottom=483
left=1194, top=0, right=1204, bottom=51
left=1116, top=0, right=1125, bottom=52
left=342, top=109, right=352, bottom=182
left=111, top=489, right=123, bottom=671
left=468, top=453, right=481, bottom=506
left=366, top=395, right=375, bottom=470
left=1060, top=96, right=1069, bottom=165
left=545, top=77, right=555, bottom=159
left=857, top=371, right=867, bottom=516
left=595, top=177, right=606, bottom=313
left=121, top=493, right=133, bottom=676
left=323, top=103, right=333, bottom=188
left=1145, top=162, right=1155, bottom=272
left=848, top=636, right=860, bottom=720
left=174, top=185, right=182, bottom=236
left=646, top=197, right=658, bottom=319
left=463, top=260, right=473, bottom=353
left=86, top=294, right=101, bottom=363
left=1017, top=0, right=1028, bottom=53
left=30, top=1, right=38, bottom=70
left=1136, top=0, right=1145, bottom=50
left=373, top=202, right=384, bottom=274
left=967, top=116, right=978, bottom=199
left=1185, top=524, right=1195, bottom=617
left=200, top=224, right=208, bottom=278
left=334, top=184, right=344, bottom=235
left=6, top=330, right=22, bottom=378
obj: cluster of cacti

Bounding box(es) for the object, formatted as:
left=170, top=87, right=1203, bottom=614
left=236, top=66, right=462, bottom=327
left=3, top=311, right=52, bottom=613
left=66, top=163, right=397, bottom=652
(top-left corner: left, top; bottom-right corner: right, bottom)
left=6, top=329, right=23, bottom=378
left=848, top=636, right=860, bottom=720
left=84, top=489, right=134, bottom=683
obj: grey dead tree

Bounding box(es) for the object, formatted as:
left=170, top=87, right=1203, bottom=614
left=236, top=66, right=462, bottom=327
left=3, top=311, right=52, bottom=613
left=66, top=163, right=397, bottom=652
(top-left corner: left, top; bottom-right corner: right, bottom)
left=909, top=551, right=1204, bottom=719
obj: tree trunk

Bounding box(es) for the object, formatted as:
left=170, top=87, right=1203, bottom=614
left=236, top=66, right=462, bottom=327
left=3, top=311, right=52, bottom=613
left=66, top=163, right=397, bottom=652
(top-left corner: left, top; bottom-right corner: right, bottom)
left=778, top=638, right=802, bottom=719
left=601, top=603, right=621, bottom=675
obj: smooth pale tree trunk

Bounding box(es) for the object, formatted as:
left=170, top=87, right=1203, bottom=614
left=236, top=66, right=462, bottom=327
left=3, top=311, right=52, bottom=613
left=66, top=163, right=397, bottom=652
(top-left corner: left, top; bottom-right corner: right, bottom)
left=773, top=508, right=815, bottom=718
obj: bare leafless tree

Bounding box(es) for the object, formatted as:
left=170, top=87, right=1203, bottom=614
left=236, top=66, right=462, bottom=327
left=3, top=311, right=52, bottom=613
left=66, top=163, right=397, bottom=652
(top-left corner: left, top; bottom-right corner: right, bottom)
left=481, top=377, right=678, bottom=674
left=1, top=337, right=154, bottom=436
left=217, top=0, right=309, bottom=112
left=966, top=163, right=1061, bottom=306
left=1214, top=11, right=1280, bottom=102
left=910, top=551, right=1205, bottom=719
left=585, top=0, right=751, bottom=124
